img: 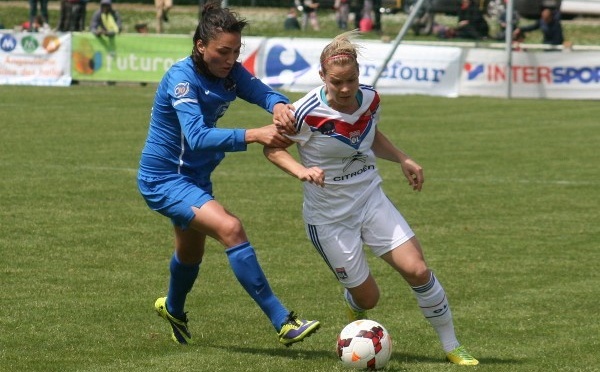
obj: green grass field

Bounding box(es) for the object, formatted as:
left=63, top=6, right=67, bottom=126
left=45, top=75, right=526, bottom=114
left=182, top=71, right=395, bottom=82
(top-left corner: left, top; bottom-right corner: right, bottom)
left=1, top=85, right=598, bottom=371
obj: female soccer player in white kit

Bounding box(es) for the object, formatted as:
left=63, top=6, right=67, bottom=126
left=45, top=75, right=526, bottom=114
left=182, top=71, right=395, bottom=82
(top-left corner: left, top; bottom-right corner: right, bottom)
left=264, top=30, right=479, bottom=366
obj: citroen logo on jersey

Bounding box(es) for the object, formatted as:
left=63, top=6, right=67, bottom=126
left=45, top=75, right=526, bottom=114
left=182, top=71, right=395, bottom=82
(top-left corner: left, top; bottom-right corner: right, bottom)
left=342, top=152, right=367, bottom=172
left=174, top=82, right=190, bottom=98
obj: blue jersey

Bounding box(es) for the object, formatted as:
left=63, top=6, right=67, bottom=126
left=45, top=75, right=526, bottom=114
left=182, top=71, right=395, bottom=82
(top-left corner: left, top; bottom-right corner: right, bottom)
left=138, top=56, right=289, bottom=180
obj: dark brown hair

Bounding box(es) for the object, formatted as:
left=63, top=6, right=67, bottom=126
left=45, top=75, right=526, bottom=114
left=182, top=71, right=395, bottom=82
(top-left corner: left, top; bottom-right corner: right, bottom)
left=191, top=1, right=248, bottom=76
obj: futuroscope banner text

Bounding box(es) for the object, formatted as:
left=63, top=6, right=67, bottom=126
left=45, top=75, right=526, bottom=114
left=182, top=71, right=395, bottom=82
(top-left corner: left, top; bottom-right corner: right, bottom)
left=71, top=33, right=191, bottom=82
left=0, top=31, right=71, bottom=86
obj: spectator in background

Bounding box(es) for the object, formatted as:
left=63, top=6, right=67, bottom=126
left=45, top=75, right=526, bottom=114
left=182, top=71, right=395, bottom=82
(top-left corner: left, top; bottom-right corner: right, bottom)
left=135, top=22, right=149, bottom=33
left=78, top=0, right=88, bottom=32
left=351, top=0, right=363, bottom=29
left=371, top=0, right=382, bottom=32
left=284, top=7, right=301, bottom=30
left=334, top=0, right=350, bottom=29
left=155, top=0, right=173, bottom=33
left=513, top=7, right=570, bottom=49
left=456, top=0, right=489, bottom=40
left=494, top=0, right=520, bottom=41
left=90, top=0, right=122, bottom=37
left=58, top=0, right=85, bottom=31
left=297, top=0, right=320, bottom=31
left=28, top=0, right=49, bottom=31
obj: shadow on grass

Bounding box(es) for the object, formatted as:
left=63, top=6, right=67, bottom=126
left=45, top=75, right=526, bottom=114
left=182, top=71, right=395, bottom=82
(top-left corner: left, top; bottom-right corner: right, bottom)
left=210, top=346, right=524, bottom=369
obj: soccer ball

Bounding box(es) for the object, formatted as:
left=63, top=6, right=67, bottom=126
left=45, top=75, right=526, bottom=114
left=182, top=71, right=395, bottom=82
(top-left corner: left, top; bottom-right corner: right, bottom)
left=336, top=319, right=393, bottom=370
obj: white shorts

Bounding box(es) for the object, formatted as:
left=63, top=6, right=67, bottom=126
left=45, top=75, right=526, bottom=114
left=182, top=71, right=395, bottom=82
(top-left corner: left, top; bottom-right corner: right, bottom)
left=305, top=186, right=415, bottom=288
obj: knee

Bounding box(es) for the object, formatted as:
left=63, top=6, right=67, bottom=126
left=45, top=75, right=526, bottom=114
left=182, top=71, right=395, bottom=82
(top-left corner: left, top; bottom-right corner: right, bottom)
left=352, top=288, right=380, bottom=310
left=406, top=265, right=431, bottom=286
left=360, top=296, right=379, bottom=310
left=216, top=215, right=246, bottom=244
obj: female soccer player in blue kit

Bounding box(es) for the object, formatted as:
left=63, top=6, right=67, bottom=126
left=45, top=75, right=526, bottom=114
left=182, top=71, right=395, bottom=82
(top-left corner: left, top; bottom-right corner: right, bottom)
left=137, top=2, right=319, bottom=346
left=264, top=31, right=479, bottom=365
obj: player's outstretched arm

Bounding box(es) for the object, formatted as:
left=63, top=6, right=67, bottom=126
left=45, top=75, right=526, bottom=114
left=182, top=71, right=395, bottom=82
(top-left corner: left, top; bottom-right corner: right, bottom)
left=263, top=146, right=324, bottom=187
left=246, top=125, right=293, bottom=148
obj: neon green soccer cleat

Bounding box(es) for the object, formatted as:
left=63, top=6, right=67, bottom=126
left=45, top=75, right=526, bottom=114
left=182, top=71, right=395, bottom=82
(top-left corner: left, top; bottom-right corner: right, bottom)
left=277, top=311, right=321, bottom=347
left=344, top=299, right=368, bottom=322
left=446, top=345, right=479, bottom=366
left=154, top=297, right=192, bottom=345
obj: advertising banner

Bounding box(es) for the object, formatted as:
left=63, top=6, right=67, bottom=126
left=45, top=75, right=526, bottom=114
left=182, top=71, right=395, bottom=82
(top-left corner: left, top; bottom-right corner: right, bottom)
left=0, top=32, right=71, bottom=86
left=459, top=49, right=600, bottom=99
left=71, top=33, right=191, bottom=82
left=242, top=37, right=462, bottom=97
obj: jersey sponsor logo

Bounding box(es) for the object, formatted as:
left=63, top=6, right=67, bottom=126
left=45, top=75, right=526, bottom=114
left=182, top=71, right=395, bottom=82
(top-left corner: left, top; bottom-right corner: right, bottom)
left=174, top=82, right=190, bottom=98
left=336, top=267, right=348, bottom=280
left=342, top=152, right=368, bottom=172
left=334, top=164, right=375, bottom=182
left=318, top=121, right=336, bottom=135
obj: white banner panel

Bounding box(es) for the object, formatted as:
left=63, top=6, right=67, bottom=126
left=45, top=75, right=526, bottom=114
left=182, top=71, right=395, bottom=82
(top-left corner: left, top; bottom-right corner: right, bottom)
left=459, top=49, right=600, bottom=99
left=0, top=32, right=72, bottom=86
left=246, top=37, right=461, bottom=97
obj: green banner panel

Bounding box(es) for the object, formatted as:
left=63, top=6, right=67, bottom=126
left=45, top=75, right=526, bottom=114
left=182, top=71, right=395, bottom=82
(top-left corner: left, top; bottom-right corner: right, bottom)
left=71, top=33, right=191, bottom=82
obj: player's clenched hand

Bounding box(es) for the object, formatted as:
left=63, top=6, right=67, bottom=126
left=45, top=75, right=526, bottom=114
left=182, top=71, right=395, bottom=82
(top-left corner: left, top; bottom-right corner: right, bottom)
left=246, top=125, right=293, bottom=147
left=272, top=103, right=296, bottom=135
left=400, top=157, right=424, bottom=191
left=297, top=166, right=325, bottom=187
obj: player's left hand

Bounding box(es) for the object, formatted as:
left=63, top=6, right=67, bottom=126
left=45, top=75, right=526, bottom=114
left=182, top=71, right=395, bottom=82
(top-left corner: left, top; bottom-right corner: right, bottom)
left=298, top=166, right=325, bottom=187
left=273, top=103, right=296, bottom=135
left=400, top=158, right=424, bottom=191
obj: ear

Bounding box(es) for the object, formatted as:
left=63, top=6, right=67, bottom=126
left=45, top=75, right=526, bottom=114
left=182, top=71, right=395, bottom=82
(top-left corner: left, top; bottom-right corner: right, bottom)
left=319, top=69, right=325, bottom=82
left=196, top=40, right=206, bottom=54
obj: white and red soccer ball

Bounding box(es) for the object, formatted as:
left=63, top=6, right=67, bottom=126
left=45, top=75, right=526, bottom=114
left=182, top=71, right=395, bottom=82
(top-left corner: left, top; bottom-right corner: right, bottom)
left=336, top=319, right=393, bottom=370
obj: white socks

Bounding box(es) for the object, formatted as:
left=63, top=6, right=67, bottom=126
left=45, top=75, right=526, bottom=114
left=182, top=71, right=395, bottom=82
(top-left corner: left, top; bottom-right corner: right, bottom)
left=412, top=273, right=460, bottom=352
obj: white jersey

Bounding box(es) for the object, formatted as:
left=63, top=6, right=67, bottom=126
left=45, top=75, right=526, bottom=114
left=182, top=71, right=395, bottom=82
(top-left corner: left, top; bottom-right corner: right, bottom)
left=289, top=84, right=383, bottom=225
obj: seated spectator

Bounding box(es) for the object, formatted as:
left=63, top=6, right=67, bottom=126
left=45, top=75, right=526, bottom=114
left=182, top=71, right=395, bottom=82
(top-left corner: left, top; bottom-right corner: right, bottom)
left=284, top=7, right=301, bottom=30
left=456, top=0, right=489, bottom=40
left=513, top=7, right=570, bottom=49
left=135, top=22, right=149, bottom=33
left=90, top=0, right=122, bottom=37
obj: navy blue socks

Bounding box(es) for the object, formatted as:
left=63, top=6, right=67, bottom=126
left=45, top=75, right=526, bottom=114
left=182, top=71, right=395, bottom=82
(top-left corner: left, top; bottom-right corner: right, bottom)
left=226, top=242, right=289, bottom=331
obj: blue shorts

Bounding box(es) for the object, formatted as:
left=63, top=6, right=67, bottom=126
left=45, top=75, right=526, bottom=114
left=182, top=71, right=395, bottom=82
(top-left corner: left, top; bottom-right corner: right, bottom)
left=137, top=174, right=214, bottom=229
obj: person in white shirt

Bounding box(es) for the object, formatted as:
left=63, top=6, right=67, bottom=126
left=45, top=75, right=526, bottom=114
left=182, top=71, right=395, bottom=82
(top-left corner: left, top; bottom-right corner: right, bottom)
left=264, top=30, right=479, bottom=366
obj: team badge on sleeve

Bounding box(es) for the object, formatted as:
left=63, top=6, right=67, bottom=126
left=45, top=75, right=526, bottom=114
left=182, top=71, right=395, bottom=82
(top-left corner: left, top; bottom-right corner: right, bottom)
left=174, top=82, right=190, bottom=98
left=336, top=267, right=349, bottom=279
